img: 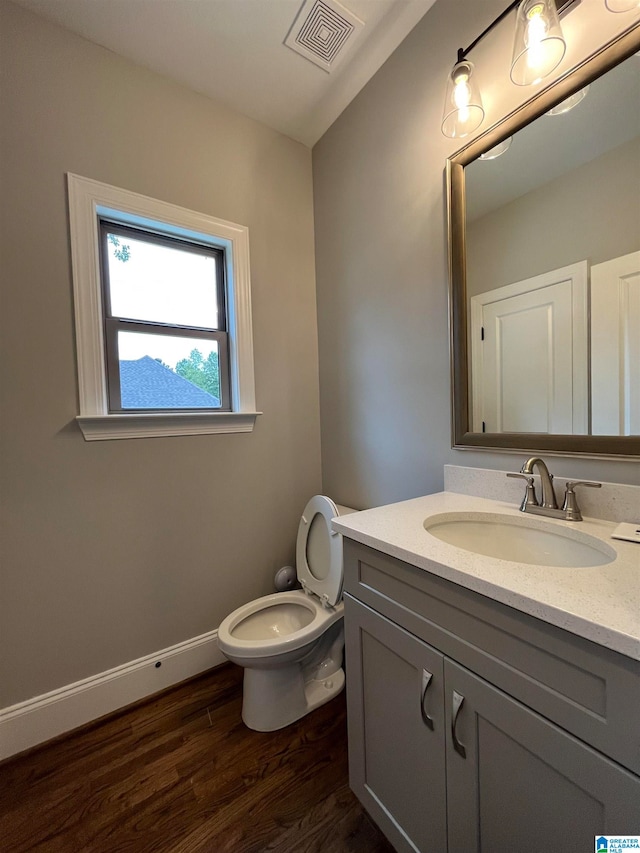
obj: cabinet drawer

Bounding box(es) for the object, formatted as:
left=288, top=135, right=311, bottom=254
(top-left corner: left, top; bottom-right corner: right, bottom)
left=344, top=540, right=640, bottom=774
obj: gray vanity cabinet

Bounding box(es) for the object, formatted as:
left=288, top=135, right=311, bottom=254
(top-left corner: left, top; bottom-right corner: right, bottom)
left=343, top=540, right=640, bottom=853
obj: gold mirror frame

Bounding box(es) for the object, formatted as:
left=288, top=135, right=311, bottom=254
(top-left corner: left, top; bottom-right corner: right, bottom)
left=447, top=23, right=640, bottom=458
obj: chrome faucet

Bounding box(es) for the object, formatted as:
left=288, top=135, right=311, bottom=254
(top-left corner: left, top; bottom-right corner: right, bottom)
left=507, top=457, right=601, bottom=521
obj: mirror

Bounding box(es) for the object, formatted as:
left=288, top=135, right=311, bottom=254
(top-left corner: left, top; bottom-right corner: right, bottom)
left=447, top=25, right=640, bottom=457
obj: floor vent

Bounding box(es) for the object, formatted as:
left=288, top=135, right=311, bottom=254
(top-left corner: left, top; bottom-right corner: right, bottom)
left=284, top=0, right=365, bottom=73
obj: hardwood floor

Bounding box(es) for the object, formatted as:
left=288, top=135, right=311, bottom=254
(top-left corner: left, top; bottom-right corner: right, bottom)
left=0, top=664, right=394, bottom=853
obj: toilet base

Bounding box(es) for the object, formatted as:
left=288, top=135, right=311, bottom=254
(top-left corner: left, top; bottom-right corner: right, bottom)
left=304, top=666, right=345, bottom=714
left=241, top=665, right=345, bottom=732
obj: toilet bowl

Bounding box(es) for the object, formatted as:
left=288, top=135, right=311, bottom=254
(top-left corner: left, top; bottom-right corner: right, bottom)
left=217, top=495, right=355, bottom=731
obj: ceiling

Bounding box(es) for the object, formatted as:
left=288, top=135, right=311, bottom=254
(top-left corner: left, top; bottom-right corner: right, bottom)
left=12, top=0, right=437, bottom=147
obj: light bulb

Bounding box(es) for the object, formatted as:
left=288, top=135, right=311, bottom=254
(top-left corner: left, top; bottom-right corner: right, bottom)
left=524, top=4, right=548, bottom=79
left=453, top=69, right=472, bottom=124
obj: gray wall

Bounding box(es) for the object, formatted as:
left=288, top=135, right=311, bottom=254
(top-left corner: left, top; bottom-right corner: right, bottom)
left=0, top=1, right=321, bottom=706
left=313, top=0, right=639, bottom=511
left=467, top=137, right=640, bottom=296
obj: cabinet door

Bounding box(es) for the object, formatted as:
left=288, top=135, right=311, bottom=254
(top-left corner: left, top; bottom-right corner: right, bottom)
left=344, top=595, right=446, bottom=853
left=444, top=658, right=640, bottom=853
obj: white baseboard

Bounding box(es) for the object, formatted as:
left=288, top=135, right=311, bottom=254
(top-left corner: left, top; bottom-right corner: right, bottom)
left=0, top=629, right=226, bottom=761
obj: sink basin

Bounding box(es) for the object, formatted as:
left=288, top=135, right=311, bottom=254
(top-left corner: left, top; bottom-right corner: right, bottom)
left=423, top=512, right=616, bottom=567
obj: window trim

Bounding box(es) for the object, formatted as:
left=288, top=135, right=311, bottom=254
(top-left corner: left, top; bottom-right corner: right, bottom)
left=67, top=173, right=260, bottom=440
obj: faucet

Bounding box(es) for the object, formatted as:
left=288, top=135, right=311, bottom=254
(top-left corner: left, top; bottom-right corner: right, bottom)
left=520, top=457, right=558, bottom=508
left=507, top=457, right=601, bottom=521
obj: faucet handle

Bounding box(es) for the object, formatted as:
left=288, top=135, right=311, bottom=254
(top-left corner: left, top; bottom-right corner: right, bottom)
left=564, top=480, right=602, bottom=490
left=507, top=472, right=539, bottom=510
left=562, top=481, right=602, bottom=522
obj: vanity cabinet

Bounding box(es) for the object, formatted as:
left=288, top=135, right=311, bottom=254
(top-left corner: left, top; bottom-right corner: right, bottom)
left=343, top=540, right=640, bottom=853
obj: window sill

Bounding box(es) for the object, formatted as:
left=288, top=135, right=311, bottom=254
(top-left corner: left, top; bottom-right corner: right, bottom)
left=77, top=411, right=261, bottom=441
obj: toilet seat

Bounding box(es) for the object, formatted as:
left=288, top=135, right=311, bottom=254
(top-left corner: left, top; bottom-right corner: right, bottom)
left=296, top=495, right=343, bottom=607
left=217, top=591, right=344, bottom=660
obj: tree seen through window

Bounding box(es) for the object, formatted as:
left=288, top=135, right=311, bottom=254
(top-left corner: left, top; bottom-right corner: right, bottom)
left=175, top=349, right=221, bottom=401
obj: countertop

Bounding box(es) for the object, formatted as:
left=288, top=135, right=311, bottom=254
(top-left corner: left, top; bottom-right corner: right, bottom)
left=332, top=492, right=640, bottom=661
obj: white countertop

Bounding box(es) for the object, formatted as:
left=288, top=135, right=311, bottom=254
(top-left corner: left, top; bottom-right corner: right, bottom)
left=332, top=492, right=640, bottom=661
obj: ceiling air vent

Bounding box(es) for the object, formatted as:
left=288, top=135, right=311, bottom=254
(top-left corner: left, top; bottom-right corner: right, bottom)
left=284, top=0, right=365, bottom=73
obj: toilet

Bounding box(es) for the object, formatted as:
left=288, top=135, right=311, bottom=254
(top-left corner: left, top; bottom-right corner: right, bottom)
left=217, top=495, right=355, bottom=732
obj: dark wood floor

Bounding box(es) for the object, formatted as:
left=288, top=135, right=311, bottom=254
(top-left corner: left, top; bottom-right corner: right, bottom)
left=0, top=664, right=394, bottom=853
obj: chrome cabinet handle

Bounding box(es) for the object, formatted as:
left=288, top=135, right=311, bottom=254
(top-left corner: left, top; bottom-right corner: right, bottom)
left=451, top=690, right=467, bottom=758
left=420, top=669, right=434, bottom=730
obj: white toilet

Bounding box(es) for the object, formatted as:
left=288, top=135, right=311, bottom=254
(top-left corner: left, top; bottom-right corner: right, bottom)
left=217, top=495, right=355, bottom=731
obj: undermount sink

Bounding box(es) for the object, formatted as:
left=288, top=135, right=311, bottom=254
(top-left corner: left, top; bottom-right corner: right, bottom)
left=423, top=512, right=616, bottom=567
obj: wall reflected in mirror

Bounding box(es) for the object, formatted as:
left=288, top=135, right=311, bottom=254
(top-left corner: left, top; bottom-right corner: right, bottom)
left=464, top=53, right=639, bottom=438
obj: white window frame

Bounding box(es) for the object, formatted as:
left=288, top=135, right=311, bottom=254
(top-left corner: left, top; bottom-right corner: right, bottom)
left=67, top=174, right=260, bottom=440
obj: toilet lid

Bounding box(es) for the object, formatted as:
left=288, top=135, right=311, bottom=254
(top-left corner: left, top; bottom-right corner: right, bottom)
left=296, top=495, right=344, bottom=607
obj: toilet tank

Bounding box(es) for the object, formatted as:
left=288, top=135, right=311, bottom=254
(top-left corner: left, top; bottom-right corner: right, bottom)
left=334, top=504, right=358, bottom=517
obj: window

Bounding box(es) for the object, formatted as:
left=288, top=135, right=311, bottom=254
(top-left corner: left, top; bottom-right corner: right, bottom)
left=100, top=222, right=231, bottom=412
left=67, top=174, right=259, bottom=440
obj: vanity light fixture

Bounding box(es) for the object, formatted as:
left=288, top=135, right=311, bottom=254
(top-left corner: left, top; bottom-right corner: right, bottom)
left=545, top=83, right=589, bottom=114
left=441, top=60, right=485, bottom=139
left=479, top=136, right=513, bottom=159
left=441, top=0, right=575, bottom=139
left=605, top=0, right=640, bottom=11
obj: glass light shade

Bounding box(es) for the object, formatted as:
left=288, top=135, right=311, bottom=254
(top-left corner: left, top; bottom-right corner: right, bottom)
left=546, top=84, right=589, bottom=115
left=605, top=0, right=640, bottom=10
left=441, top=60, right=485, bottom=139
left=510, top=0, right=566, bottom=86
left=479, top=136, right=513, bottom=160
